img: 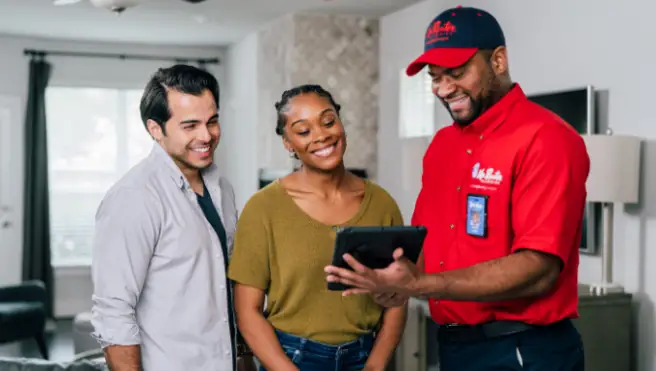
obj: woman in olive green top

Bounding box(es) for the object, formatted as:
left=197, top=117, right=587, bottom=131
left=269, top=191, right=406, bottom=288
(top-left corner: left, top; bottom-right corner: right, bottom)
left=227, top=84, right=407, bottom=371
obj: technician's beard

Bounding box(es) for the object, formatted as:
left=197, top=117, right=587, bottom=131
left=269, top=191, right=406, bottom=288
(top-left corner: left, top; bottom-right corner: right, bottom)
left=446, top=66, right=502, bottom=126
left=443, top=91, right=496, bottom=126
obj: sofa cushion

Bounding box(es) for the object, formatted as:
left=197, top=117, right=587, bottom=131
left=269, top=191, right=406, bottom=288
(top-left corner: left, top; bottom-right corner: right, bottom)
left=0, top=357, right=107, bottom=371
left=0, top=303, right=45, bottom=324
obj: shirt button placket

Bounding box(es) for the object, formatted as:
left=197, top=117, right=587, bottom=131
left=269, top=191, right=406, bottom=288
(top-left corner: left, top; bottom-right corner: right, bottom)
left=460, top=145, right=473, bottom=231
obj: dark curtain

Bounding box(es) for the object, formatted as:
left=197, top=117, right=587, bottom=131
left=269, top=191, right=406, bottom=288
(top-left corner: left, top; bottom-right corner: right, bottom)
left=22, top=57, right=54, bottom=318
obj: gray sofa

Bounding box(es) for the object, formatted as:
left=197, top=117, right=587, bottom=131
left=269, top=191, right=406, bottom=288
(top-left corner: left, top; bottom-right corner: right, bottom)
left=0, top=357, right=106, bottom=371
left=0, top=281, right=49, bottom=359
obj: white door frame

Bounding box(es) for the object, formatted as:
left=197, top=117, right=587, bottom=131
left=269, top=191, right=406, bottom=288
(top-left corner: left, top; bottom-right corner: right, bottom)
left=0, top=95, right=24, bottom=286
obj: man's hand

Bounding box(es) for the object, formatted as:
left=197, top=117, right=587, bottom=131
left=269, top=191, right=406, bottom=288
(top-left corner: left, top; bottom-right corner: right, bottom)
left=324, top=248, right=421, bottom=296
left=237, top=354, right=257, bottom=371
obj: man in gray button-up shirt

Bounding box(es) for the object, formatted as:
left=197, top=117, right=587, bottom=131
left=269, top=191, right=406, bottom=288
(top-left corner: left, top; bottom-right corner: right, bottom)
left=90, top=65, right=255, bottom=371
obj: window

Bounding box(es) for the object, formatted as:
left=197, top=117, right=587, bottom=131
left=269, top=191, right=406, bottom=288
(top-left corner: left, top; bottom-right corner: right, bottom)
left=398, top=68, right=435, bottom=138
left=46, top=87, right=153, bottom=266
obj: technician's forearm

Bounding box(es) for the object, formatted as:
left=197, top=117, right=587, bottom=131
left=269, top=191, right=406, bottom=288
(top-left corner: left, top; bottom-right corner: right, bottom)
left=104, top=345, right=142, bottom=371
left=415, top=250, right=425, bottom=272
left=411, top=251, right=559, bottom=302
left=365, top=306, right=407, bottom=370
left=238, top=310, right=297, bottom=371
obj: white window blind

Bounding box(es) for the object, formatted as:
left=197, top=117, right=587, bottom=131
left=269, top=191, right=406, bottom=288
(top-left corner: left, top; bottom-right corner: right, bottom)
left=46, top=87, right=153, bottom=266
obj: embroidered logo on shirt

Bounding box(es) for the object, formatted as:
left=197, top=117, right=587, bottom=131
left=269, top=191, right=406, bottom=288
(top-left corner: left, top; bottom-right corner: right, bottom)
left=472, top=162, right=503, bottom=185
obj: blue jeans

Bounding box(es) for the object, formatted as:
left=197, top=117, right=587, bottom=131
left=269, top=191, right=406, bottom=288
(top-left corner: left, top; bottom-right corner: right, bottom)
left=438, top=319, right=584, bottom=371
left=259, top=329, right=374, bottom=371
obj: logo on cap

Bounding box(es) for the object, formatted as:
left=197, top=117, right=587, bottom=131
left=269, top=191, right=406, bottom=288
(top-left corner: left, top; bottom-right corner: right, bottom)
left=425, top=20, right=456, bottom=46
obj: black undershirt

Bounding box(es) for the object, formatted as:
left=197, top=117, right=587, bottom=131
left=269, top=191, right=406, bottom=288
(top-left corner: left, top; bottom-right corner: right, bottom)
left=195, top=180, right=237, bottom=369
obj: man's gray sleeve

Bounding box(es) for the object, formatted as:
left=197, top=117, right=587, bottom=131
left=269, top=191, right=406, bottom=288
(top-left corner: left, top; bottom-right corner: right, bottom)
left=90, top=188, right=160, bottom=348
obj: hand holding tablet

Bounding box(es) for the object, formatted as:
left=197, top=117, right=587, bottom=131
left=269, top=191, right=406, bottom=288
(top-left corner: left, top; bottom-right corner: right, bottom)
left=326, top=226, right=426, bottom=291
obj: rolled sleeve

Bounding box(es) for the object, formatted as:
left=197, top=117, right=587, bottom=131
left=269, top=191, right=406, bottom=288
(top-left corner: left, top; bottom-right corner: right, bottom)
left=90, top=187, right=160, bottom=347
left=510, top=124, right=590, bottom=267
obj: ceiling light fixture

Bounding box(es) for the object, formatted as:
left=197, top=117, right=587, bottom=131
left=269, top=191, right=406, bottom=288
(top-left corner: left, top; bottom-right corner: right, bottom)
left=53, top=0, right=83, bottom=5
left=89, top=0, right=142, bottom=13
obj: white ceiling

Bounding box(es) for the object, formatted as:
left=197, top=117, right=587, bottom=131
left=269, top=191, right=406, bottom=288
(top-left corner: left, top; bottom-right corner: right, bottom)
left=0, top=0, right=420, bottom=46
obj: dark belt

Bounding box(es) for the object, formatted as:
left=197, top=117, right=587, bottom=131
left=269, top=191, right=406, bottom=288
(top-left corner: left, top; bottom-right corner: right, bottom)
left=437, top=319, right=568, bottom=344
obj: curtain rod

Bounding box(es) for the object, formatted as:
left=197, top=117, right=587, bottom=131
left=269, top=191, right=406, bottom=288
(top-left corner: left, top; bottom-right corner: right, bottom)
left=23, top=48, right=220, bottom=65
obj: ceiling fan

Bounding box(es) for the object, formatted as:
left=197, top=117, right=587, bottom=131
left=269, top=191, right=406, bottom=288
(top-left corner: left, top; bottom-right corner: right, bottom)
left=53, top=0, right=207, bottom=13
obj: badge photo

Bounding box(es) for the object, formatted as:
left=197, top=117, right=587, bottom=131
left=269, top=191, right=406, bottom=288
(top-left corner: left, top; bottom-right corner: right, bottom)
left=466, top=194, right=488, bottom=238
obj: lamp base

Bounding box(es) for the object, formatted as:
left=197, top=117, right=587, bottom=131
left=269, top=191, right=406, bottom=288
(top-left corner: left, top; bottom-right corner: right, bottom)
left=588, top=282, right=625, bottom=296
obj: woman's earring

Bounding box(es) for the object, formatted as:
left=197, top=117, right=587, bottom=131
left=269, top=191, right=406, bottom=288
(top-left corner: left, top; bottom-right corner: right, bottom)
left=289, top=150, right=296, bottom=158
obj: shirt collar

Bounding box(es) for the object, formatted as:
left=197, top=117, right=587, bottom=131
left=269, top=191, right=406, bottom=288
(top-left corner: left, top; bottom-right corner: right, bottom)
left=149, top=142, right=221, bottom=191
left=456, top=83, right=526, bottom=136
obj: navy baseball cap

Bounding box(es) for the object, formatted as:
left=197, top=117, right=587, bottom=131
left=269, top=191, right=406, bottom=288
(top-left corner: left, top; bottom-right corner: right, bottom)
left=406, top=6, right=506, bottom=76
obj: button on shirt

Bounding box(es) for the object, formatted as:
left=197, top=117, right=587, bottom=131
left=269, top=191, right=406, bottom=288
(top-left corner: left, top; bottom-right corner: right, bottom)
left=91, top=143, right=238, bottom=371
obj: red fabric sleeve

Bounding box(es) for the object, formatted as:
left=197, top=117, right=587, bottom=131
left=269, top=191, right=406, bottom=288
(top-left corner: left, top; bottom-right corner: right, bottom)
left=411, top=187, right=428, bottom=227
left=412, top=133, right=441, bottom=227
left=510, top=124, right=590, bottom=267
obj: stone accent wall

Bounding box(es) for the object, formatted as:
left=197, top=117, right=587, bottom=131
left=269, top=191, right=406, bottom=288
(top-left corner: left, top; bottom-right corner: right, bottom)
left=257, top=14, right=296, bottom=171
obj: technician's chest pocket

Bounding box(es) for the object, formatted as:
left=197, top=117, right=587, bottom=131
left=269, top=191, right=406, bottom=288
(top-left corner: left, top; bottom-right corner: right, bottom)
left=462, top=186, right=511, bottom=256
left=464, top=193, right=489, bottom=238
left=462, top=189, right=503, bottom=239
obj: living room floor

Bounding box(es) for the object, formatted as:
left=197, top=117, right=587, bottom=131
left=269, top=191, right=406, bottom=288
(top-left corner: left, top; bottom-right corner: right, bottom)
left=0, top=319, right=75, bottom=362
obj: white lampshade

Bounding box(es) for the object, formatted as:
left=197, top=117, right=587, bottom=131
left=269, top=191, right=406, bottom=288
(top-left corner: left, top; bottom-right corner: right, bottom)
left=583, top=134, right=642, bottom=203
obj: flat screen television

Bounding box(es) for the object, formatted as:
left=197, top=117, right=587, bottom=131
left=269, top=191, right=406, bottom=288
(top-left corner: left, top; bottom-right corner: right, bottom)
left=527, top=85, right=599, bottom=254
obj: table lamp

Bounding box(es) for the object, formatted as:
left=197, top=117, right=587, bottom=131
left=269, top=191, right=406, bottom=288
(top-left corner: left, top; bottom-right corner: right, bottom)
left=583, top=130, right=642, bottom=296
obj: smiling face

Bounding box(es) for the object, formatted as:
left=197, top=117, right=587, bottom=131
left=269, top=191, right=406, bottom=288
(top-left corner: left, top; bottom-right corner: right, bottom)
left=429, top=47, right=509, bottom=125
left=147, top=89, right=220, bottom=172
left=280, top=92, right=346, bottom=172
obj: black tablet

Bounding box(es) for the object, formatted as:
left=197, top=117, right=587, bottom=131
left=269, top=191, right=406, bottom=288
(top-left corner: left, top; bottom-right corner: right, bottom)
left=327, top=225, right=427, bottom=291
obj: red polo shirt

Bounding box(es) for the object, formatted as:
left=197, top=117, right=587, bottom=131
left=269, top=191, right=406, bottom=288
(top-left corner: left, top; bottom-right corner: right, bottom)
left=412, top=84, right=589, bottom=326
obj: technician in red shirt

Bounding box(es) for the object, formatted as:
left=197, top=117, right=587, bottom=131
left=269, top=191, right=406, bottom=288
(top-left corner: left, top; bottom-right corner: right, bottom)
left=325, top=6, right=588, bottom=371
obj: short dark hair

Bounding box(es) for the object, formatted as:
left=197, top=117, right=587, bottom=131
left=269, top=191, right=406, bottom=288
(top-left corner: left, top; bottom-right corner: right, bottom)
left=274, top=84, right=341, bottom=136
left=140, top=64, right=220, bottom=134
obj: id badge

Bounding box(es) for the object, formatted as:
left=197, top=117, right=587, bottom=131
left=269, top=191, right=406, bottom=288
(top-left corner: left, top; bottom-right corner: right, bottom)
left=466, top=194, right=488, bottom=238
